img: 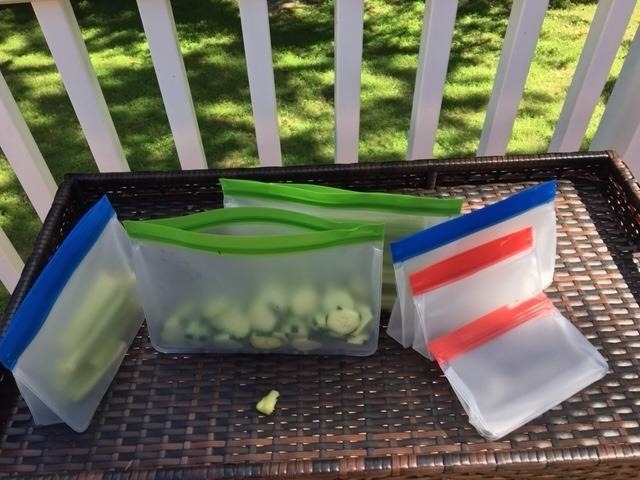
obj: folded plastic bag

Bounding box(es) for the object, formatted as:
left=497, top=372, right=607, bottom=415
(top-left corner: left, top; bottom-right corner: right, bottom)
left=427, top=293, right=608, bottom=440
left=220, top=178, right=463, bottom=310
left=388, top=180, right=556, bottom=349
left=0, top=196, right=144, bottom=432
left=409, top=227, right=544, bottom=358
left=124, top=207, right=385, bottom=355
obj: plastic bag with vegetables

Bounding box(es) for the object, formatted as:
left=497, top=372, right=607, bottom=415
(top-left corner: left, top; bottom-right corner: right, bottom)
left=219, top=178, right=463, bottom=311
left=124, top=207, right=384, bottom=356
left=0, top=196, right=144, bottom=432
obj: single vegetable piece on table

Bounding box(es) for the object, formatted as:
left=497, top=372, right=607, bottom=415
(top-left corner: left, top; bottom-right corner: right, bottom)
left=256, top=389, right=280, bottom=415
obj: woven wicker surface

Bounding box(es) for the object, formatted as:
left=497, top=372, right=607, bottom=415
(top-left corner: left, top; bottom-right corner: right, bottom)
left=1, top=151, right=639, bottom=479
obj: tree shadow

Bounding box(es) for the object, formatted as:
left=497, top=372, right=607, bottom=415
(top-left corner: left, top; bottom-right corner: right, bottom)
left=0, top=0, right=630, bottom=308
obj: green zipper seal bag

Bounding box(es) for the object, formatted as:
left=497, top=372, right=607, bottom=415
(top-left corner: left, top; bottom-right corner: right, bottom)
left=124, top=209, right=385, bottom=356
left=123, top=207, right=384, bottom=255
left=219, top=178, right=463, bottom=216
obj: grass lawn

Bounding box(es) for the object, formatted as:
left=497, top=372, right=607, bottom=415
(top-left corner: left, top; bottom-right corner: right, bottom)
left=0, top=0, right=638, bottom=309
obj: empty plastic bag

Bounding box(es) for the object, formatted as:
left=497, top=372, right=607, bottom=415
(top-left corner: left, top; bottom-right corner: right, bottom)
left=409, top=227, right=544, bottom=358
left=427, top=293, right=608, bottom=440
left=388, top=180, right=556, bottom=349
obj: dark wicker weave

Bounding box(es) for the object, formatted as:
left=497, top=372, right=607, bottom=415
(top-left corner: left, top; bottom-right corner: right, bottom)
left=1, top=151, right=639, bottom=479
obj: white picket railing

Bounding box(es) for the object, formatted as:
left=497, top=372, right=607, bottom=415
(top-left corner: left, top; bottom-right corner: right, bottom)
left=0, top=0, right=639, bottom=294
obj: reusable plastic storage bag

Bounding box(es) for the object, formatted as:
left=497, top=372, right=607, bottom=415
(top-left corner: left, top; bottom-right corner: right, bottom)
left=0, top=196, right=144, bottom=432
left=426, top=293, right=608, bottom=440
left=408, top=227, right=545, bottom=358
left=123, top=207, right=385, bottom=356
left=219, top=178, right=463, bottom=310
left=388, top=180, right=556, bottom=350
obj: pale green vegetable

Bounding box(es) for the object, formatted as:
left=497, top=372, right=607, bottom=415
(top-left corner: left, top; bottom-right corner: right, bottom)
left=351, top=304, right=374, bottom=337
left=255, top=282, right=289, bottom=316
left=291, top=337, right=322, bottom=352
left=289, top=286, right=319, bottom=317
left=312, top=312, right=327, bottom=329
left=322, top=287, right=355, bottom=312
left=256, top=389, right=280, bottom=415
left=212, top=333, right=242, bottom=349
left=250, top=333, right=283, bottom=350
left=202, top=296, right=231, bottom=320
left=249, top=303, right=279, bottom=333
left=326, top=308, right=361, bottom=336
left=185, top=319, right=210, bottom=343
left=62, top=341, right=128, bottom=402
left=162, top=314, right=186, bottom=343
left=214, top=308, right=251, bottom=339
left=279, top=316, right=310, bottom=338
left=347, top=333, right=369, bottom=345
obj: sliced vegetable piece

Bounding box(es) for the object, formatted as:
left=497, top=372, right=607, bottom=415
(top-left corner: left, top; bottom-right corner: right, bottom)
left=249, top=303, right=279, bottom=333
left=291, top=337, right=322, bottom=352
left=250, top=334, right=283, bottom=350
left=256, top=389, right=280, bottom=415
left=326, top=308, right=361, bottom=336
left=351, top=304, right=374, bottom=337
left=312, top=313, right=327, bottom=329
left=202, top=296, right=231, bottom=320
left=185, top=319, right=210, bottom=343
left=278, top=316, right=310, bottom=339
left=162, top=314, right=186, bottom=344
left=289, top=286, right=319, bottom=317
left=255, top=282, right=289, bottom=317
left=322, top=287, right=355, bottom=312
left=213, top=308, right=251, bottom=339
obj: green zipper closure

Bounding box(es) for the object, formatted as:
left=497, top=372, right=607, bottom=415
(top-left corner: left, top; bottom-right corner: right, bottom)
left=123, top=220, right=384, bottom=255
left=141, top=206, right=369, bottom=232
left=220, top=178, right=463, bottom=216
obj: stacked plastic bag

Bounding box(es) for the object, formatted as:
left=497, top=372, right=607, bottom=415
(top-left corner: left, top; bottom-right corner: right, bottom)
left=389, top=180, right=608, bottom=439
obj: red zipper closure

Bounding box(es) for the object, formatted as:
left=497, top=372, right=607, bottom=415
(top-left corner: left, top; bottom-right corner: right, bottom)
left=409, top=227, right=533, bottom=296
left=427, top=293, right=555, bottom=364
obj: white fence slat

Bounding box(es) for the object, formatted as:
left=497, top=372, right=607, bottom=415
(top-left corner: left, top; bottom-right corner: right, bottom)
left=238, top=0, right=282, bottom=167
left=549, top=0, right=636, bottom=153
left=591, top=27, right=640, bottom=176
left=137, top=0, right=207, bottom=170
left=476, top=0, right=548, bottom=157
left=0, top=71, right=57, bottom=221
left=31, top=0, right=129, bottom=172
left=334, top=0, right=364, bottom=164
left=0, top=226, right=24, bottom=294
left=407, top=0, right=458, bottom=160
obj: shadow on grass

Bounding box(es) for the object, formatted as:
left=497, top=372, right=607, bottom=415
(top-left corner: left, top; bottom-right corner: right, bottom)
left=0, top=0, right=612, bottom=295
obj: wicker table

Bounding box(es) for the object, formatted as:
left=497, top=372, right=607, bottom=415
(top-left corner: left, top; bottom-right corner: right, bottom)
left=1, top=151, right=639, bottom=479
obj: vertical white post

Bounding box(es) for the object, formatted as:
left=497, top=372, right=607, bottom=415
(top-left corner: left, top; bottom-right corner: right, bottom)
left=407, top=0, right=458, bottom=160
left=31, top=0, right=129, bottom=172
left=549, top=0, right=636, bottom=152
left=137, top=0, right=207, bottom=170
left=0, top=71, right=57, bottom=221
left=476, top=0, right=548, bottom=157
left=591, top=27, right=640, bottom=177
left=238, top=0, right=282, bottom=167
left=334, top=0, right=364, bottom=164
left=0, top=227, right=24, bottom=294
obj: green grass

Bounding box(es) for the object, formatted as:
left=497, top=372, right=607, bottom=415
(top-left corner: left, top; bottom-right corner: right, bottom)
left=0, top=0, right=638, bottom=309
